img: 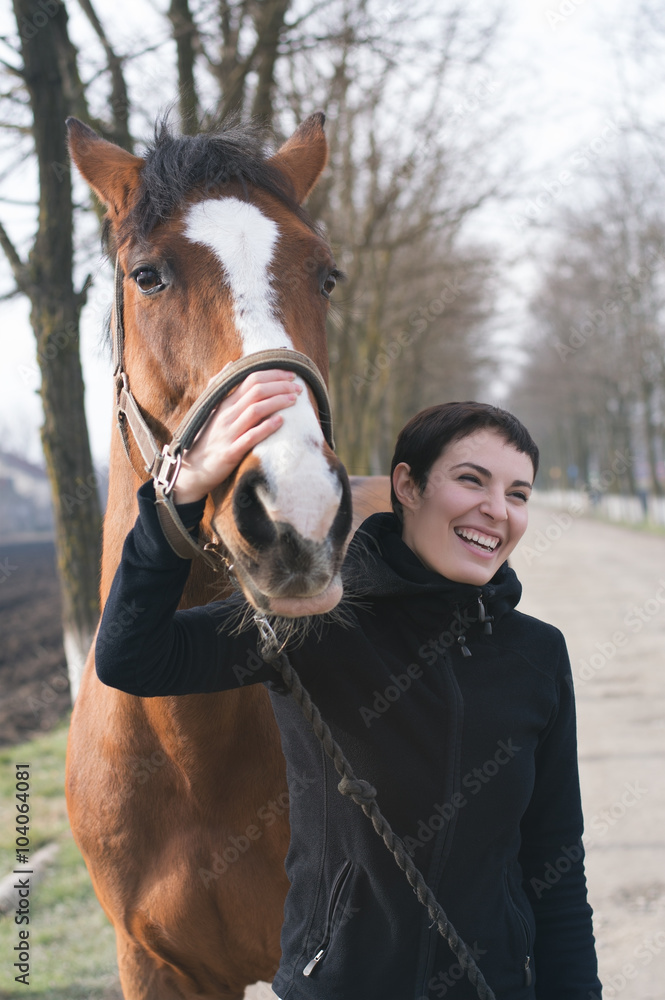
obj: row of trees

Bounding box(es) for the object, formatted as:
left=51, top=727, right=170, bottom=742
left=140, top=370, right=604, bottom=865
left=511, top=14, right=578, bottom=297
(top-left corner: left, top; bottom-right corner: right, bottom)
left=0, top=0, right=508, bottom=693
left=509, top=4, right=665, bottom=496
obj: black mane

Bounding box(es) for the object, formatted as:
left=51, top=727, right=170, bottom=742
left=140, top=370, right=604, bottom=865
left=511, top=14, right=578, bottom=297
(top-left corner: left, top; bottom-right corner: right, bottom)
left=117, top=116, right=313, bottom=245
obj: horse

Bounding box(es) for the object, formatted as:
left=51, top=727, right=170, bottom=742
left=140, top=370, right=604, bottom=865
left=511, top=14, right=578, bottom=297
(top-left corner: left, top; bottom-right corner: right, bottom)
left=65, top=112, right=390, bottom=1000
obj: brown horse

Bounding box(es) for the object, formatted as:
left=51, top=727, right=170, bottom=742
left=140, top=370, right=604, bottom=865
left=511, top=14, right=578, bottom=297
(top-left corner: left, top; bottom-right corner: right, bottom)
left=65, top=113, right=390, bottom=1000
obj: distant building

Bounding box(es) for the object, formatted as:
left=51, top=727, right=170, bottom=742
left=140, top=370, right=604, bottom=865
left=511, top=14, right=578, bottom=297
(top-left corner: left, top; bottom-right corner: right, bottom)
left=0, top=451, right=53, bottom=537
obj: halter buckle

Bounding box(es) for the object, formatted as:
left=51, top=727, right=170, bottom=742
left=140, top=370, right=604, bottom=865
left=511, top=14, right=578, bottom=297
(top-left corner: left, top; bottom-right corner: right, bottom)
left=153, top=445, right=182, bottom=497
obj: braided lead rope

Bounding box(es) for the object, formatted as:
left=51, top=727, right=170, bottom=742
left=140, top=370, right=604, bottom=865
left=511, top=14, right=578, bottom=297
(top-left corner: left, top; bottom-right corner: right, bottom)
left=255, top=620, right=495, bottom=1000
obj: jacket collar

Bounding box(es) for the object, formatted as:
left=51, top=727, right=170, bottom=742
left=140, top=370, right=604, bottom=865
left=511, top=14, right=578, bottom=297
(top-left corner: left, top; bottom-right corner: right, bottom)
left=343, top=511, right=522, bottom=629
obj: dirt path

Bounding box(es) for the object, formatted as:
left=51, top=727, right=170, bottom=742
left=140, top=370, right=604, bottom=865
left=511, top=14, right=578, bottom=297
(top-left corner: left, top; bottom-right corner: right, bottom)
left=513, top=500, right=665, bottom=999
left=246, top=502, right=665, bottom=1000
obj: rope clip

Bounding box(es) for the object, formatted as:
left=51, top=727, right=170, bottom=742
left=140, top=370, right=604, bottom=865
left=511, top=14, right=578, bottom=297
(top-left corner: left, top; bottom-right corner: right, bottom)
left=254, top=613, right=284, bottom=661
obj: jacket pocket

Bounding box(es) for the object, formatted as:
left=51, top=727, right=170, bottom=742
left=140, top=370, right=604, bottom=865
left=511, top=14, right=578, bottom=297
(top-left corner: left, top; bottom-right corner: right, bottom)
left=503, top=867, right=533, bottom=987
left=303, top=860, right=356, bottom=977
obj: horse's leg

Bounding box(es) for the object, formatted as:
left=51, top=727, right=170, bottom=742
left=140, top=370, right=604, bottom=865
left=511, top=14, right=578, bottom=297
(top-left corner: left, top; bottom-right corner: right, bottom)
left=115, top=929, right=244, bottom=1000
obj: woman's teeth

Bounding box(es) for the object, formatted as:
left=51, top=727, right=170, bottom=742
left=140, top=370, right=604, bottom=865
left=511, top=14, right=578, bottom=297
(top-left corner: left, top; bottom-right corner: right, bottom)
left=454, top=527, right=499, bottom=552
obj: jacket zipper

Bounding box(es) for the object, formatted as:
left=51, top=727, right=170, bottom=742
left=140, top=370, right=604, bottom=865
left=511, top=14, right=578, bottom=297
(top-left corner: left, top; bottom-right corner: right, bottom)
left=504, top=870, right=533, bottom=987
left=303, top=860, right=353, bottom=976
left=514, top=905, right=533, bottom=986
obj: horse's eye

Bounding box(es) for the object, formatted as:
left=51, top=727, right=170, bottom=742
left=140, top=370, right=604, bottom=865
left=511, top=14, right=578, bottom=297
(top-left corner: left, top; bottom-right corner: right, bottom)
left=133, top=268, right=164, bottom=293
left=322, top=273, right=337, bottom=298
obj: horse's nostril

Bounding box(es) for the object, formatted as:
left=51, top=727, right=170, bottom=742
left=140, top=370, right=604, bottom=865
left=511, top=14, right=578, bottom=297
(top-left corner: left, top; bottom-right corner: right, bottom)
left=233, top=471, right=276, bottom=549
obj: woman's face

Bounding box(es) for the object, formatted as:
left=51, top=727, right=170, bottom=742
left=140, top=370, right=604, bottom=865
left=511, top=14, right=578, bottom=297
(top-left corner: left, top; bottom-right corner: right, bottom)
left=393, top=429, right=534, bottom=585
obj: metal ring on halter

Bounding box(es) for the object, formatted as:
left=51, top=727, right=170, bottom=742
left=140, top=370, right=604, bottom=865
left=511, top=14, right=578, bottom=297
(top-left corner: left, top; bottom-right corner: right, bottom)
left=153, top=446, right=183, bottom=497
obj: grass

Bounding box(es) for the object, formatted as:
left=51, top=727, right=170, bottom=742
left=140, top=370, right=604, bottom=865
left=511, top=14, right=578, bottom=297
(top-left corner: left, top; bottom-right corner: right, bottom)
left=0, top=718, right=120, bottom=999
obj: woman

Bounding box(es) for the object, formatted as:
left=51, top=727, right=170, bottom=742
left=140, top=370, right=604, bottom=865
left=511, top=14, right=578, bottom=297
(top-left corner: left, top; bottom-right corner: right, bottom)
left=96, top=371, right=602, bottom=999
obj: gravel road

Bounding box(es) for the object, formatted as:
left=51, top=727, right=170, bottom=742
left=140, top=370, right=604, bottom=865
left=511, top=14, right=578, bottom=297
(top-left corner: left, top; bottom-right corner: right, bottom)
left=246, top=500, right=665, bottom=1000
left=514, top=499, right=665, bottom=1000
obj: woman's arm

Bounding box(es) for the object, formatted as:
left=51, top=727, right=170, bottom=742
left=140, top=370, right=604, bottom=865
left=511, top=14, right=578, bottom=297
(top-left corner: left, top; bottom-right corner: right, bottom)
left=518, top=634, right=602, bottom=999
left=96, top=369, right=301, bottom=696
left=95, top=479, right=275, bottom=696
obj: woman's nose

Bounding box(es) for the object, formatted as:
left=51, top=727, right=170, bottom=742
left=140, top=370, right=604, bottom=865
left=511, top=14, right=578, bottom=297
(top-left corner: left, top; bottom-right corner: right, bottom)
left=478, top=491, right=507, bottom=521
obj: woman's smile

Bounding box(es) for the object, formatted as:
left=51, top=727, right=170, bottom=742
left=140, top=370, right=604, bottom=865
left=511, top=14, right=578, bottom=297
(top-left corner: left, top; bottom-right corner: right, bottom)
left=393, top=428, right=534, bottom=585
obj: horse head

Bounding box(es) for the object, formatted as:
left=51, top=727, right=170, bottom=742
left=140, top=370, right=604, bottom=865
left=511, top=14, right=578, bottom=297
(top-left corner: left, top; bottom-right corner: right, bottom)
left=68, top=114, right=352, bottom=617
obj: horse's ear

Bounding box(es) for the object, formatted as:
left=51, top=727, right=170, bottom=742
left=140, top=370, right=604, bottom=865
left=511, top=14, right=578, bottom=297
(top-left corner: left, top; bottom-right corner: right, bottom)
left=67, top=118, right=144, bottom=218
left=269, top=112, right=328, bottom=204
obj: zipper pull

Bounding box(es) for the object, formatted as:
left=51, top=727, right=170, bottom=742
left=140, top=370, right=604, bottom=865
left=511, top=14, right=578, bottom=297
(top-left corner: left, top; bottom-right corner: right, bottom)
left=303, top=948, right=325, bottom=976
left=524, top=955, right=532, bottom=986
left=477, top=594, right=494, bottom=634
left=457, top=635, right=472, bottom=657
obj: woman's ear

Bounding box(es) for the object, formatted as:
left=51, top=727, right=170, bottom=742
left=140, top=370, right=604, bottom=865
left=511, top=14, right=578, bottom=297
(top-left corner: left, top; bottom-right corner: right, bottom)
left=392, top=463, right=419, bottom=514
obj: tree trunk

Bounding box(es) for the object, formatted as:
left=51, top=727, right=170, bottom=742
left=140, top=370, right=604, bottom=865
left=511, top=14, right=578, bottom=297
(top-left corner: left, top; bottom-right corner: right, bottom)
left=642, top=378, right=663, bottom=496
left=11, top=0, right=102, bottom=699
left=168, top=0, right=199, bottom=131
left=250, top=0, right=291, bottom=124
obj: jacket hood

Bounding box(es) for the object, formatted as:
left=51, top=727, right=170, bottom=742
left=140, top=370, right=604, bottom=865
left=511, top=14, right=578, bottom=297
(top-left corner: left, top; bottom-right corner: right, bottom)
left=343, top=511, right=522, bottom=646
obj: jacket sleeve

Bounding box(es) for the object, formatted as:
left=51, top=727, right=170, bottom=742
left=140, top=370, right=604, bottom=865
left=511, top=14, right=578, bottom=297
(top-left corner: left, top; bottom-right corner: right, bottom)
left=95, top=480, right=275, bottom=696
left=518, top=633, right=602, bottom=999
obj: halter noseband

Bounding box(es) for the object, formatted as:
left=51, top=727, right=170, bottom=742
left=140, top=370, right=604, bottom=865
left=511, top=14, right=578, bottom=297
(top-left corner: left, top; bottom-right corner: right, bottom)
left=111, top=258, right=335, bottom=570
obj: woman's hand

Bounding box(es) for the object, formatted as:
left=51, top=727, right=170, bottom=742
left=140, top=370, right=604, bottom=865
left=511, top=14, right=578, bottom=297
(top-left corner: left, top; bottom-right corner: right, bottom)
left=171, top=369, right=302, bottom=505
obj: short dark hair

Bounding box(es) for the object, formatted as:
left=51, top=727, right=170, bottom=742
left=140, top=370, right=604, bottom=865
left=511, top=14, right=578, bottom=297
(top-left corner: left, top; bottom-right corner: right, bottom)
left=389, top=401, right=539, bottom=519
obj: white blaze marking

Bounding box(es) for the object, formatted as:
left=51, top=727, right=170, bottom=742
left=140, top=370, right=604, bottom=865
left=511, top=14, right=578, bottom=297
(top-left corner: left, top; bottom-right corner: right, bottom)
left=184, top=198, right=341, bottom=543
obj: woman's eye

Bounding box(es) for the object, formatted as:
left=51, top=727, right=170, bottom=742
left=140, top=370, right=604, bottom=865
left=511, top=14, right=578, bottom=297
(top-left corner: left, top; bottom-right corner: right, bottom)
left=459, top=474, right=481, bottom=484
left=510, top=492, right=529, bottom=503
left=133, top=268, right=164, bottom=293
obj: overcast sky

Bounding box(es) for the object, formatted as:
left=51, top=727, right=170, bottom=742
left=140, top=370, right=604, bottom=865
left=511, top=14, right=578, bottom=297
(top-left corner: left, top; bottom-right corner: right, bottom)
left=0, top=0, right=643, bottom=466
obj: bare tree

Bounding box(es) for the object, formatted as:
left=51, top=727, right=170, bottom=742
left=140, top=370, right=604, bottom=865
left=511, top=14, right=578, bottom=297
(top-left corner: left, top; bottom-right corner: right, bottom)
left=1, top=0, right=103, bottom=698
left=277, top=4, right=508, bottom=471
left=510, top=152, right=665, bottom=496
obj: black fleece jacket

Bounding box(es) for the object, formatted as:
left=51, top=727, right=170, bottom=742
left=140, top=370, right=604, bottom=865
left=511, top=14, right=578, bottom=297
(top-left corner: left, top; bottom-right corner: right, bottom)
left=96, top=481, right=602, bottom=1000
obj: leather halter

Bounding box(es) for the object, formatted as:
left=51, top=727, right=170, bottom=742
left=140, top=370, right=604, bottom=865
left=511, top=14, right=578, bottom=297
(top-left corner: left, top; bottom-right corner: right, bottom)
left=112, top=258, right=335, bottom=571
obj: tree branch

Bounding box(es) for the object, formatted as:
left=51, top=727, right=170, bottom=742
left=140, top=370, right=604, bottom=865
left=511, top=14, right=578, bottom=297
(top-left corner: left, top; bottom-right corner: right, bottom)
left=75, top=0, right=133, bottom=150
left=0, top=217, right=29, bottom=293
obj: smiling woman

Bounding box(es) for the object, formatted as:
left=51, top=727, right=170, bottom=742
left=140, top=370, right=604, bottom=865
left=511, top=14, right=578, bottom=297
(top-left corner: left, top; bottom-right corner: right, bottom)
left=95, top=381, right=602, bottom=998
left=390, top=401, right=538, bottom=585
